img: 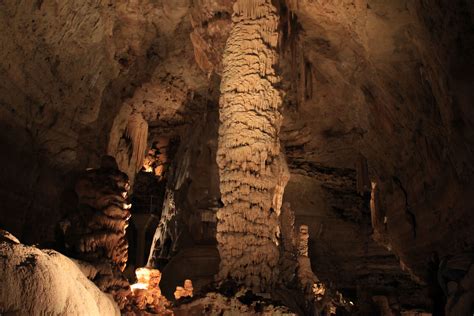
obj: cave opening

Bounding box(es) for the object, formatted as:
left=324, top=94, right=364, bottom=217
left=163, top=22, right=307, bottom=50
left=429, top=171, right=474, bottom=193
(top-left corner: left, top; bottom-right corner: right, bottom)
left=0, top=0, right=473, bottom=315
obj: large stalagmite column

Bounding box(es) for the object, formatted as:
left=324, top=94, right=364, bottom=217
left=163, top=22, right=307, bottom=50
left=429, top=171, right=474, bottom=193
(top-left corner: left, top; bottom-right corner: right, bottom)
left=216, top=0, right=289, bottom=292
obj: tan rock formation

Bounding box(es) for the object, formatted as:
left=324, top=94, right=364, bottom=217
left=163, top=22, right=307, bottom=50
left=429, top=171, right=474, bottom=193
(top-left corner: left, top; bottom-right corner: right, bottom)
left=174, top=279, right=194, bottom=299
left=126, top=267, right=173, bottom=315
left=0, top=234, right=120, bottom=315
left=59, top=156, right=131, bottom=307
left=216, top=0, right=287, bottom=292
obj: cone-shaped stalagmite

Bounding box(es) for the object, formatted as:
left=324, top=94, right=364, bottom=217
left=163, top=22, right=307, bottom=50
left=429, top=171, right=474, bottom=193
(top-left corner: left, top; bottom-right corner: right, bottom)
left=216, top=0, right=289, bottom=292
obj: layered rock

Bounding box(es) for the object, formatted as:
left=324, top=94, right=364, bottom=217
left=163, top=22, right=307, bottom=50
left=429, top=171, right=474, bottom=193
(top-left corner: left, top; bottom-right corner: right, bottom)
left=216, top=0, right=288, bottom=292
left=58, top=156, right=131, bottom=307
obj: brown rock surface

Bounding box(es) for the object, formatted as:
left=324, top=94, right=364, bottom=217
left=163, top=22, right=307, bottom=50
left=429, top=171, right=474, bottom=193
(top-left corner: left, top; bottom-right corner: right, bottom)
left=0, top=0, right=473, bottom=313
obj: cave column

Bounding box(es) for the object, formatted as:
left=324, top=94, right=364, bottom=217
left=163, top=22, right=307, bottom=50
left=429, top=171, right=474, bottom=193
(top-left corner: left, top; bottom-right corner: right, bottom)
left=216, top=0, right=288, bottom=292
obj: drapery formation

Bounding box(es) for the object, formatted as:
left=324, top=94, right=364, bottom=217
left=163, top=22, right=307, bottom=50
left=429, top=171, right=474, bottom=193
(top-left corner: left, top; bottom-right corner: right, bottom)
left=216, top=0, right=288, bottom=292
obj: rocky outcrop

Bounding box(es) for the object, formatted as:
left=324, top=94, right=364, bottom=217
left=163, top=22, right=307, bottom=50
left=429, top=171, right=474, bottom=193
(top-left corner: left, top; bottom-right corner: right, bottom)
left=438, top=253, right=474, bottom=316
left=189, top=0, right=233, bottom=76
left=173, top=292, right=296, bottom=316
left=216, top=0, right=289, bottom=292
left=0, top=234, right=119, bottom=315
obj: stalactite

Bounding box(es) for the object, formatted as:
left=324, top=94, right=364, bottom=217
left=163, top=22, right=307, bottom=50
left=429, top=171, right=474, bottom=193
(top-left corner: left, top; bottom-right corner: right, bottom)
left=216, top=0, right=288, bottom=292
left=125, top=113, right=149, bottom=174
left=147, top=189, right=179, bottom=267
left=304, top=60, right=313, bottom=100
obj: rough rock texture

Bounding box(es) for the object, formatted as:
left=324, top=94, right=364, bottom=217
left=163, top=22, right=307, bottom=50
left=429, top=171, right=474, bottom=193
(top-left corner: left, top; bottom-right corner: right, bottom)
left=0, top=0, right=205, bottom=243
left=279, top=0, right=474, bottom=286
left=147, top=103, right=222, bottom=297
left=189, top=0, right=233, bottom=76
left=216, top=0, right=289, bottom=292
left=437, top=252, right=474, bottom=316
left=173, top=292, right=296, bottom=316
left=0, top=237, right=119, bottom=315
left=0, top=0, right=473, bottom=313
left=124, top=267, right=173, bottom=315
left=58, top=156, right=131, bottom=307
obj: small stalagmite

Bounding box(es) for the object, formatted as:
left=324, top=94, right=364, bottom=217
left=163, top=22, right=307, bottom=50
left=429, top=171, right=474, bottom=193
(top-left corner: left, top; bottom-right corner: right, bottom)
left=174, top=279, right=194, bottom=299
left=126, top=267, right=173, bottom=315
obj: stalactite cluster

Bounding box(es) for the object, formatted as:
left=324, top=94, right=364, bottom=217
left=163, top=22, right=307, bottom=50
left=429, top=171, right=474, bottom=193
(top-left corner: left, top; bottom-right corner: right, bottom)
left=216, top=0, right=288, bottom=292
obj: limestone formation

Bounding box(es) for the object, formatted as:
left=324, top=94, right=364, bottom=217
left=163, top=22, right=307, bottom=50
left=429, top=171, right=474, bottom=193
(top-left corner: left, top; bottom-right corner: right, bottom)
left=296, top=224, right=320, bottom=298
left=297, top=224, right=310, bottom=257
left=59, top=155, right=131, bottom=307
left=110, top=112, right=149, bottom=186
left=125, top=267, right=173, bottom=315
left=0, top=0, right=473, bottom=314
left=216, top=0, right=288, bottom=292
left=147, top=189, right=180, bottom=267
left=0, top=233, right=120, bottom=315
left=356, top=154, right=370, bottom=196
left=278, top=202, right=298, bottom=285
left=174, top=279, right=194, bottom=299
left=173, top=292, right=296, bottom=315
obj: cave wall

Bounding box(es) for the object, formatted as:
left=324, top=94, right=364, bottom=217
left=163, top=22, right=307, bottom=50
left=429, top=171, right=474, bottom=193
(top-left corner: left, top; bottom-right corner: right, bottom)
left=0, top=0, right=472, bottom=312
left=0, top=0, right=202, bottom=243
left=279, top=0, right=474, bottom=282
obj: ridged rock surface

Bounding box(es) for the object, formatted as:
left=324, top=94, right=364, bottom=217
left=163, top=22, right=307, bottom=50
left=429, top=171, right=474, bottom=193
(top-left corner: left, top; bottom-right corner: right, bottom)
left=216, top=0, right=288, bottom=292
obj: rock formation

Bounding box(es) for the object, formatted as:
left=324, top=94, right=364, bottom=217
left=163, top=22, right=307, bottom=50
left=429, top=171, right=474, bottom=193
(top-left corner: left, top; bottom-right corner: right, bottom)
left=174, top=279, right=194, bottom=300
left=147, top=189, right=180, bottom=267
left=125, top=267, right=173, bottom=315
left=438, top=253, right=474, bottom=316
left=216, top=0, right=289, bottom=293
left=0, top=0, right=473, bottom=314
left=0, top=232, right=120, bottom=315
left=58, top=155, right=131, bottom=307
left=173, top=292, right=296, bottom=316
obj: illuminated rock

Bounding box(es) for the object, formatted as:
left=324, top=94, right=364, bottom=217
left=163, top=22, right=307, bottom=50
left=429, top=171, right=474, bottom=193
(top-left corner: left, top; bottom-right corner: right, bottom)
left=0, top=235, right=119, bottom=315
left=126, top=267, right=173, bottom=315
left=216, top=0, right=288, bottom=292
left=174, top=279, right=194, bottom=299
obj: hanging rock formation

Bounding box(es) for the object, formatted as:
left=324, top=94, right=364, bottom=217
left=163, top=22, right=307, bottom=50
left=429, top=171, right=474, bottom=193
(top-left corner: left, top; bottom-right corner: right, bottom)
left=216, top=0, right=288, bottom=292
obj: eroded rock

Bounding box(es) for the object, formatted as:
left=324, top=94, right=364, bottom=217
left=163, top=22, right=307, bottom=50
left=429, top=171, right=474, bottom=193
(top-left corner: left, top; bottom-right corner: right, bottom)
left=216, top=0, right=288, bottom=292
left=0, top=234, right=119, bottom=315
